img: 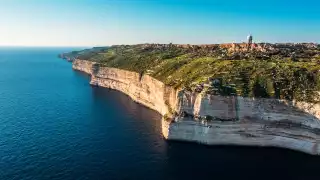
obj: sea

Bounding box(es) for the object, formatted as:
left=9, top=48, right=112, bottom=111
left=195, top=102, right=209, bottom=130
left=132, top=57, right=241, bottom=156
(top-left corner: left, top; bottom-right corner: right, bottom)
left=0, top=47, right=319, bottom=180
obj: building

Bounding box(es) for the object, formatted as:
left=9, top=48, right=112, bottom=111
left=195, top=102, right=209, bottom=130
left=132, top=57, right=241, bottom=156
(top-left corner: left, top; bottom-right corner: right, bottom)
left=247, top=34, right=253, bottom=50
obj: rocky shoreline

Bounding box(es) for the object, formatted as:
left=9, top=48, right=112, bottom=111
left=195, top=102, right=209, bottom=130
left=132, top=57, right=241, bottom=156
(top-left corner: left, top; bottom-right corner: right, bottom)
left=69, top=59, right=320, bottom=155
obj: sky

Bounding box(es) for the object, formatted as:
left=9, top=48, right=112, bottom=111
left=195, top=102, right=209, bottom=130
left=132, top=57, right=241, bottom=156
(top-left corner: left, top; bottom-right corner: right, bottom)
left=0, top=0, right=319, bottom=47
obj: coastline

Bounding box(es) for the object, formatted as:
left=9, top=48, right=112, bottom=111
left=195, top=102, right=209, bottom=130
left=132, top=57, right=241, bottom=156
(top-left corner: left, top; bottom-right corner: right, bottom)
left=71, top=59, right=320, bottom=155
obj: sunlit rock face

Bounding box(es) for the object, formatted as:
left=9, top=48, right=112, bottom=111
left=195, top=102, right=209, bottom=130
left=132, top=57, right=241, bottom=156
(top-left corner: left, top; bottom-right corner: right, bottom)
left=72, top=60, right=94, bottom=74
left=72, top=59, right=320, bottom=155
left=73, top=60, right=178, bottom=116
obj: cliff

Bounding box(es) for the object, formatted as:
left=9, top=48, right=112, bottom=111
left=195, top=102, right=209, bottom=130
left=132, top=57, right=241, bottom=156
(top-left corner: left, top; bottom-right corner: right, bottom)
left=72, top=59, right=320, bottom=155
left=73, top=59, right=178, bottom=116
left=64, top=43, right=320, bottom=104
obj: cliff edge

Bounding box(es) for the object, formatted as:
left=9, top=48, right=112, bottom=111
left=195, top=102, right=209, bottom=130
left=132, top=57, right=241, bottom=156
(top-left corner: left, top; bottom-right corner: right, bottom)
left=71, top=59, right=320, bottom=155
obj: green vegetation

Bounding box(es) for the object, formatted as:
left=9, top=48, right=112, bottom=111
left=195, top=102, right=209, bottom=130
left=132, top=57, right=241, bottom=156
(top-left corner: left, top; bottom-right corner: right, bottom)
left=68, top=44, right=320, bottom=103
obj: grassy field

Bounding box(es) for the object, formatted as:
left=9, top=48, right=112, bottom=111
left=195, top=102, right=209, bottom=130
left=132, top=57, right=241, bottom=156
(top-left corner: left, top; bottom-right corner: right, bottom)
left=68, top=44, right=320, bottom=102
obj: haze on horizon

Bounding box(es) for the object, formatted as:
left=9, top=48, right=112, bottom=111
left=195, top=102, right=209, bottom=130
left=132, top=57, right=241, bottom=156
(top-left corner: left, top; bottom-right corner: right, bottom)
left=0, top=0, right=319, bottom=47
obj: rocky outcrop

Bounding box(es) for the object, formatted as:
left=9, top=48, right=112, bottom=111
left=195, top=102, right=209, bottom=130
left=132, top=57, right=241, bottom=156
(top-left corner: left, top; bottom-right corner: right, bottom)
left=72, top=59, right=320, bottom=155
left=73, top=60, right=94, bottom=74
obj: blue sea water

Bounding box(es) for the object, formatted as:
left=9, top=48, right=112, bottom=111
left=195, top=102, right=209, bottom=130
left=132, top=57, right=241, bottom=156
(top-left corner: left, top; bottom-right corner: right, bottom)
left=0, top=47, right=320, bottom=180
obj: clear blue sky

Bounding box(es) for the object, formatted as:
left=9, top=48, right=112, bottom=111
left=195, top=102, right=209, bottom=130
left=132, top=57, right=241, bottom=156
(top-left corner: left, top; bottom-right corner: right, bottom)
left=0, top=0, right=319, bottom=46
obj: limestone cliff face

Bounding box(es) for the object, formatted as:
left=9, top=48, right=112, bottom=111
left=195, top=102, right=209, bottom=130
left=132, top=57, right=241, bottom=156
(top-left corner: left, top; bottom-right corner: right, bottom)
left=72, top=59, right=320, bottom=155
left=166, top=120, right=320, bottom=155
left=174, top=93, right=320, bottom=155
left=177, top=92, right=320, bottom=123
left=73, top=59, right=178, bottom=116
left=73, top=60, right=94, bottom=74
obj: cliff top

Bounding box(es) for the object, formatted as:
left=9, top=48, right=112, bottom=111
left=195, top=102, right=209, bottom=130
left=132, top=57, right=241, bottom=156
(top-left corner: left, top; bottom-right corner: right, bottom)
left=61, top=43, right=320, bottom=103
